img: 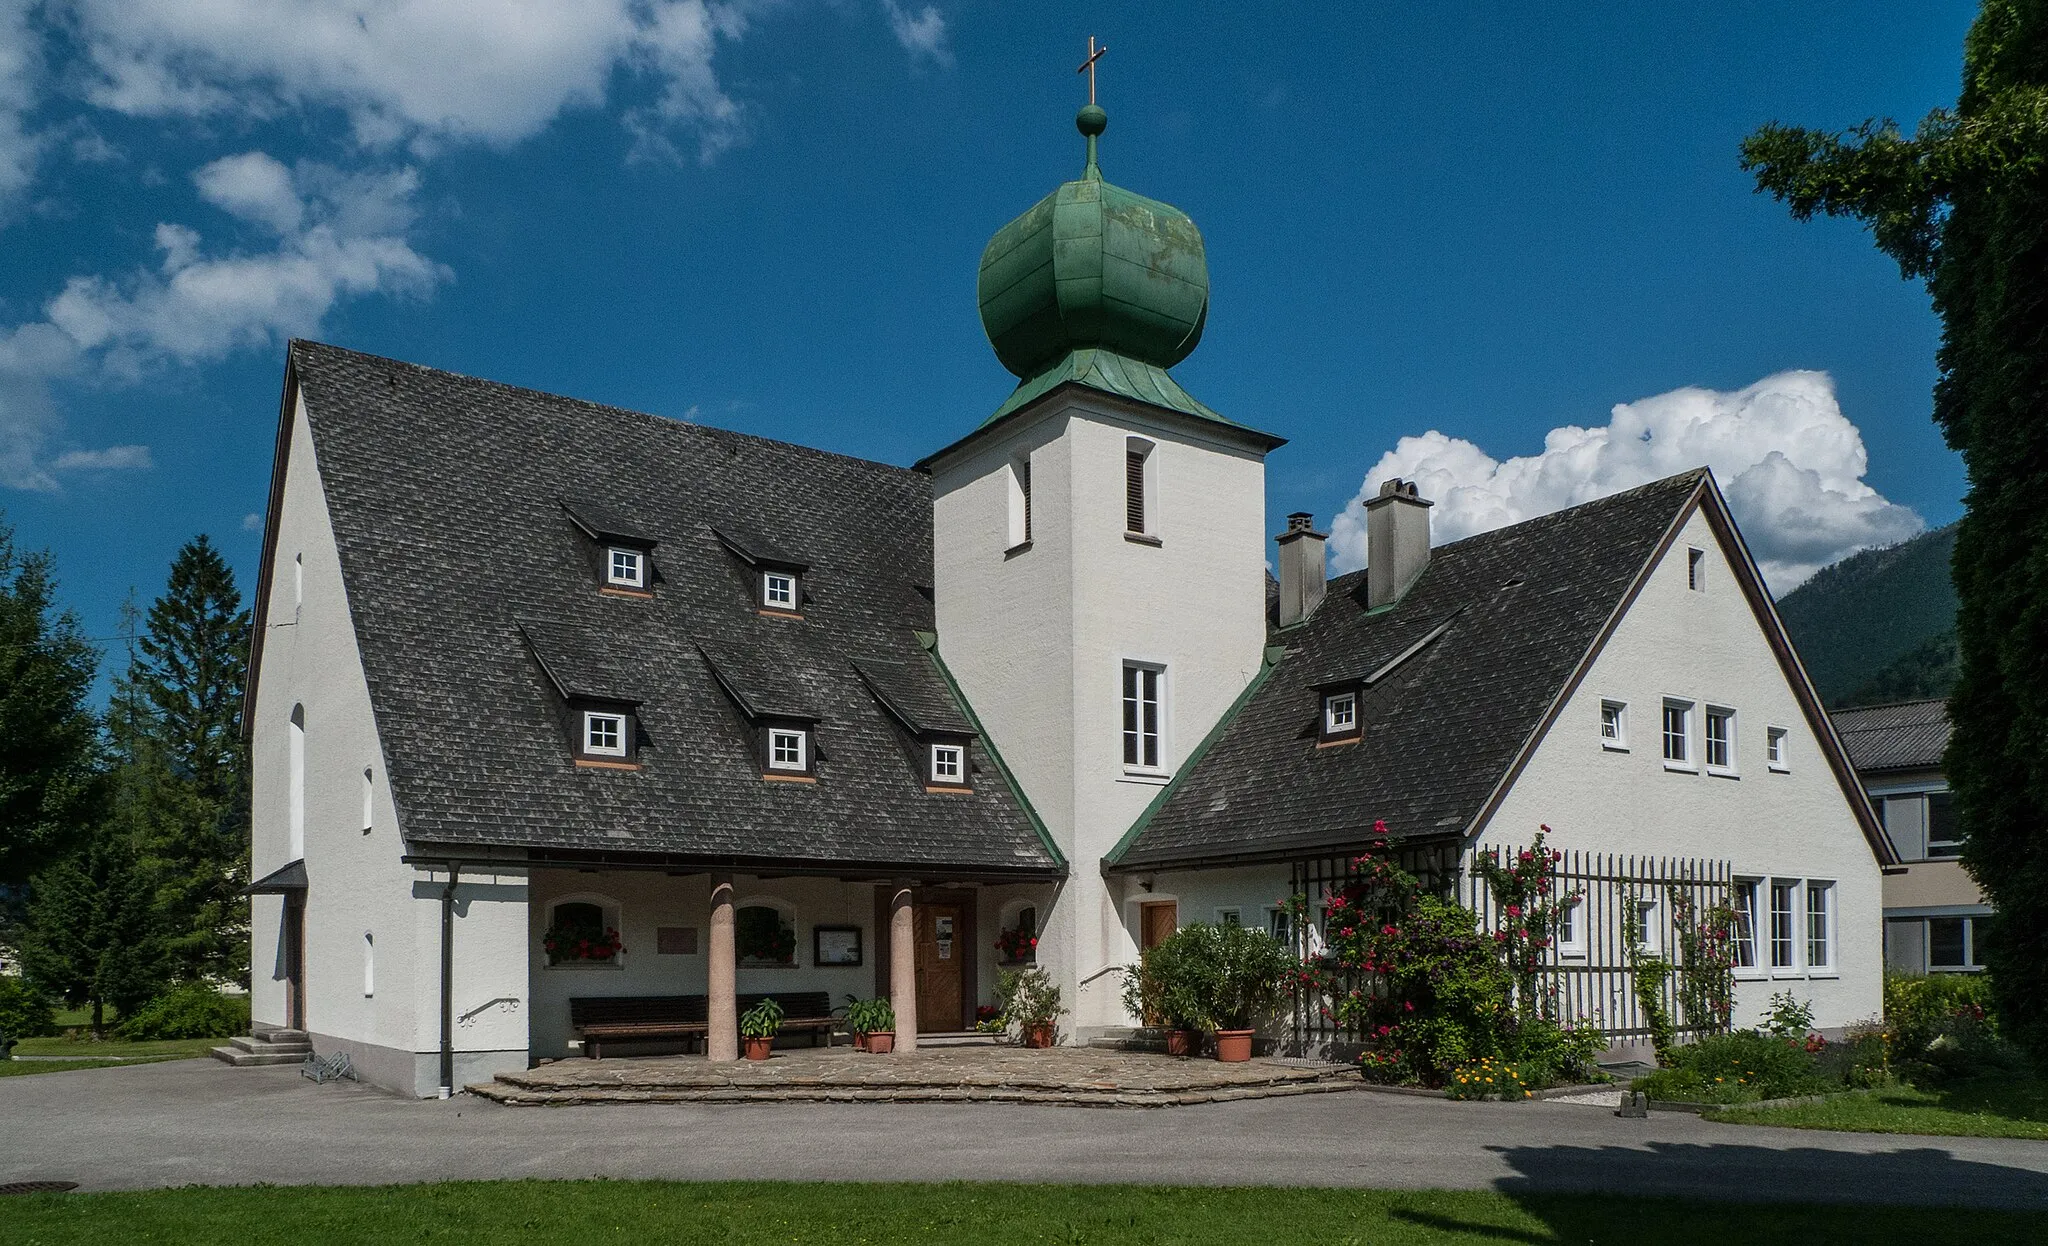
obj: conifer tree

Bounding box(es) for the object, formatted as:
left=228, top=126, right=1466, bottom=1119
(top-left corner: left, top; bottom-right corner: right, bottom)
left=1741, top=1, right=2048, bottom=1060
left=0, top=515, right=102, bottom=890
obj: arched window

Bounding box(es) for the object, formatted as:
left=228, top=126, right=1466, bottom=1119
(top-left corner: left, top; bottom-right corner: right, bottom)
left=997, top=902, right=1038, bottom=964
left=736, top=903, right=796, bottom=966
left=543, top=898, right=623, bottom=966
left=363, top=932, right=375, bottom=997
left=288, top=705, right=306, bottom=859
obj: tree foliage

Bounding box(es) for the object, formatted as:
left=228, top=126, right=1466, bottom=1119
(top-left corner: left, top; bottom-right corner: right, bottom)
left=1740, top=0, right=2048, bottom=1063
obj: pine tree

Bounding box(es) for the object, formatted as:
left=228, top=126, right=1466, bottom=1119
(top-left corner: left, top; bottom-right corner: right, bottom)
left=0, top=514, right=103, bottom=890
left=1740, top=2, right=2048, bottom=1061
left=124, top=537, right=252, bottom=985
left=18, top=808, right=167, bottom=1036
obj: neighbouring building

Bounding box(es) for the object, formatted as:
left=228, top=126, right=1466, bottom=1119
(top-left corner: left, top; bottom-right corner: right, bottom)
left=241, top=102, right=1893, bottom=1095
left=1830, top=699, right=1988, bottom=974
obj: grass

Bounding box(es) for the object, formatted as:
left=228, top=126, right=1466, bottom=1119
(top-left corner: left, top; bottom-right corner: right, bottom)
left=0, top=1181, right=2041, bottom=1245
left=0, top=1057, right=177, bottom=1078
left=11, top=1036, right=223, bottom=1061
left=1706, top=1072, right=2048, bottom=1140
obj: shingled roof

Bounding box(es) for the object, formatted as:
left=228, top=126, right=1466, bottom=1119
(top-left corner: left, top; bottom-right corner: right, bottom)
left=268, top=341, right=1061, bottom=879
left=1829, top=699, right=1951, bottom=774
left=1109, top=472, right=1713, bottom=871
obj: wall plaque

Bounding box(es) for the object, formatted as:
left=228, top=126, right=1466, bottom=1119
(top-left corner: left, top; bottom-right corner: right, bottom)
left=813, top=924, right=863, bottom=967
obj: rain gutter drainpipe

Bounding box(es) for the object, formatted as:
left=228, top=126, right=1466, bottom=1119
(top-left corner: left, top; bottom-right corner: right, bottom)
left=440, top=861, right=460, bottom=1099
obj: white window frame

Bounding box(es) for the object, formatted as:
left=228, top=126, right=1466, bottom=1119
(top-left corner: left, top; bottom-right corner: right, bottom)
left=767, top=727, right=808, bottom=772
left=583, top=711, right=627, bottom=758
left=761, top=570, right=797, bottom=611
left=1557, top=896, right=1586, bottom=958
left=363, top=931, right=375, bottom=997
left=1215, top=907, right=1243, bottom=927
left=1599, top=699, right=1628, bottom=751
left=1632, top=897, right=1660, bottom=956
left=1732, top=879, right=1763, bottom=977
left=605, top=546, right=646, bottom=588
left=1324, top=690, right=1357, bottom=736
left=1687, top=546, right=1705, bottom=592
left=930, top=742, right=964, bottom=784
left=1766, top=726, right=1790, bottom=772
left=361, top=767, right=374, bottom=834
left=1704, top=705, right=1737, bottom=776
left=1769, top=878, right=1802, bottom=975
left=1661, top=698, right=1694, bottom=771
left=1265, top=906, right=1293, bottom=950
left=1805, top=880, right=1836, bottom=975
left=1121, top=661, right=1166, bottom=774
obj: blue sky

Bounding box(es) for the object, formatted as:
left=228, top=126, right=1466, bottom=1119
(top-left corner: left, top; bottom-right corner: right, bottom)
left=0, top=1, right=1974, bottom=669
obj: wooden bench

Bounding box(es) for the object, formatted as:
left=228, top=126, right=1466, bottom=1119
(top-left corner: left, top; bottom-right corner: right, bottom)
left=569, top=992, right=841, bottom=1058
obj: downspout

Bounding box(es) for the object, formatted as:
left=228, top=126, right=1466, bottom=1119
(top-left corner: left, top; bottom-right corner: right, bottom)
left=439, top=861, right=460, bottom=1099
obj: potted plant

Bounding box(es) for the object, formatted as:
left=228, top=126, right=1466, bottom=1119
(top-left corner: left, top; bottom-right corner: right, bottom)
left=739, top=997, right=784, bottom=1060
left=995, top=926, right=1038, bottom=965
left=1121, top=940, right=1204, bottom=1057
left=1180, top=922, right=1291, bottom=1062
left=845, top=997, right=896, bottom=1053
left=997, top=967, right=1063, bottom=1048
left=541, top=916, right=623, bottom=966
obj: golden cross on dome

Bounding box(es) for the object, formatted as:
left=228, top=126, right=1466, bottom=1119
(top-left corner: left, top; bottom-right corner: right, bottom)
left=1076, top=36, right=1107, bottom=105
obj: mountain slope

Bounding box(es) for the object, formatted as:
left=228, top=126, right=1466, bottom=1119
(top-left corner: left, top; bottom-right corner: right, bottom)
left=1776, top=523, right=1958, bottom=707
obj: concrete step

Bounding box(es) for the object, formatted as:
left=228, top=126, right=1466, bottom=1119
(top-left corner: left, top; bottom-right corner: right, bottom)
left=211, top=1046, right=307, bottom=1067
left=917, top=1031, right=1003, bottom=1048
left=256, top=1028, right=310, bottom=1044
left=229, top=1034, right=311, bottom=1056
left=467, top=1078, right=1356, bottom=1108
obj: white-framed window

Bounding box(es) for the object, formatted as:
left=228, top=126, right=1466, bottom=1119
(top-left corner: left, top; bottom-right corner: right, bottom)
left=1769, top=879, right=1799, bottom=971
left=1925, top=791, right=1962, bottom=858
left=1265, top=906, right=1294, bottom=950
left=1216, top=907, right=1243, bottom=927
left=768, top=727, right=808, bottom=772
left=1661, top=699, right=1692, bottom=768
left=1806, top=881, right=1835, bottom=973
left=361, top=767, right=374, bottom=834
left=293, top=552, right=303, bottom=611
left=1600, top=700, right=1627, bottom=750
left=1324, top=690, right=1357, bottom=736
left=1125, top=437, right=1155, bottom=536
left=1732, top=879, right=1761, bottom=973
left=288, top=704, right=306, bottom=860
left=1687, top=546, right=1705, bottom=591
left=1632, top=897, right=1660, bottom=955
left=583, top=711, right=627, bottom=757
left=930, top=742, right=964, bottom=784
left=1008, top=454, right=1032, bottom=549
left=363, top=931, right=375, bottom=997
left=1122, top=662, right=1164, bottom=770
left=1927, top=915, right=1984, bottom=971
left=606, top=546, right=645, bottom=588
left=1557, top=896, right=1585, bottom=957
left=1704, top=706, right=1736, bottom=774
left=762, top=571, right=796, bottom=610
left=1766, top=726, right=1789, bottom=771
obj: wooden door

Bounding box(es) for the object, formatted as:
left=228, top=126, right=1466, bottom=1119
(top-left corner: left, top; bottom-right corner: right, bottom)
left=915, top=903, right=964, bottom=1033
left=1140, top=901, right=1178, bottom=951
left=284, top=896, right=306, bottom=1031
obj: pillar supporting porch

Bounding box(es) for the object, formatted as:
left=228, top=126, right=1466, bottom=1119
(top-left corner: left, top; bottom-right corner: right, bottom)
left=889, top=882, right=918, bottom=1053
left=707, top=872, right=738, bottom=1062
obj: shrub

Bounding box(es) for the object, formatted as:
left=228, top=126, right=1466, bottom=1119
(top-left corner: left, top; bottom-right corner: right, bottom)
left=844, top=997, right=894, bottom=1036
left=1634, top=1031, right=1832, bottom=1104
left=1761, top=990, right=1817, bottom=1040
left=996, top=967, right=1063, bottom=1034
left=1445, top=1056, right=1534, bottom=1101
left=1120, top=935, right=1207, bottom=1032
left=1505, top=1016, right=1605, bottom=1086
left=1169, top=922, right=1291, bottom=1031
left=114, top=983, right=250, bottom=1041
left=0, top=976, right=56, bottom=1044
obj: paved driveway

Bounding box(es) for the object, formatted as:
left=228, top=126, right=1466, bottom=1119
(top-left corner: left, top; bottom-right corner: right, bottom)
left=5, top=1058, right=2047, bottom=1209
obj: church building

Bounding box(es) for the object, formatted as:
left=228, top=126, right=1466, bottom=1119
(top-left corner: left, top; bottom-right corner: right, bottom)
left=242, top=102, right=1892, bottom=1096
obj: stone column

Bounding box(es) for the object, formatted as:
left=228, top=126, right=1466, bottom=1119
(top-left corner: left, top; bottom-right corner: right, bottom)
left=889, top=883, right=918, bottom=1053
left=707, top=873, right=738, bottom=1062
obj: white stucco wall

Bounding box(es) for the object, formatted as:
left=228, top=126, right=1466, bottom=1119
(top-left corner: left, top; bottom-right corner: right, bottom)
left=931, top=392, right=1272, bottom=1032
left=1481, top=505, right=1885, bottom=1032
left=251, top=390, right=530, bottom=1095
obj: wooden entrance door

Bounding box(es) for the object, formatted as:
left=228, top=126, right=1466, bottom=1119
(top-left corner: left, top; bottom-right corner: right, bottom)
left=1140, top=901, right=1178, bottom=951
left=283, top=896, right=306, bottom=1031
left=915, top=903, right=964, bottom=1033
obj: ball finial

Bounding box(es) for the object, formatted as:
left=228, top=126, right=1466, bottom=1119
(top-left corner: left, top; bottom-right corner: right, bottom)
left=1076, top=104, right=1107, bottom=137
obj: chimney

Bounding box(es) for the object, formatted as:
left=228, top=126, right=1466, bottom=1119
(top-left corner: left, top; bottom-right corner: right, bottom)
left=1275, top=512, right=1327, bottom=627
left=1366, top=478, right=1433, bottom=607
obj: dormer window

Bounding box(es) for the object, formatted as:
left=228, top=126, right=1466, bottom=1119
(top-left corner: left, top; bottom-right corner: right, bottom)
left=762, top=570, right=798, bottom=612
left=607, top=547, right=646, bottom=589
left=712, top=525, right=808, bottom=618
left=583, top=710, right=627, bottom=757
left=931, top=743, right=963, bottom=783
left=1317, top=683, right=1362, bottom=745
left=568, top=700, right=639, bottom=767
left=766, top=726, right=810, bottom=773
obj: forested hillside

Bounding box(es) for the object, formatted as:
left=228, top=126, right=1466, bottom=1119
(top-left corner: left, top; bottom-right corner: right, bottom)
left=1776, top=523, right=1958, bottom=707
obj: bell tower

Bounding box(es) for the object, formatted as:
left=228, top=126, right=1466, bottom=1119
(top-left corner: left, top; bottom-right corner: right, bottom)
left=919, top=83, right=1284, bottom=1034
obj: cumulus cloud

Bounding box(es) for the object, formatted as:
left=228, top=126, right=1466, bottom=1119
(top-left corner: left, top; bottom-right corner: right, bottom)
left=881, top=1, right=953, bottom=69
left=1328, top=371, right=1925, bottom=594
left=2, top=150, right=444, bottom=488
left=0, top=0, right=44, bottom=213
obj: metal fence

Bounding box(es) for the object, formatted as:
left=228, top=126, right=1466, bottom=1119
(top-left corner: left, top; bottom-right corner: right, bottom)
left=1284, top=841, right=1732, bottom=1055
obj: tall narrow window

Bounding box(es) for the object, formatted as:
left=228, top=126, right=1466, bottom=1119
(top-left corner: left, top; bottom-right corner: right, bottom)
left=1926, top=791, right=1962, bottom=858
left=361, top=768, right=374, bottom=833
left=1558, top=897, right=1584, bottom=956
left=1766, top=726, right=1789, bottom=770
left=1122, top=663, right=1163, bottom=770
left=293, top=552, right=304, bottom=611
left=1732, top=880, right=1759, bottom=970
left=1125, top=438, right=1153, bottom=535
left=1661, top=700, right=1691, bottom=765
left=1632, top=898, right=1659, bottom=955
left=288, top=705, right=306, bottom=859
left=1770, top=880, right=1798, bottom=970
left=1806, top=881, right=1834, bottom=971
left=1687, top=547, right=1705, bottom=591
left=1600, top=700, right=1627, bottom=749
left=1704, top=706, right=1735, bottom=772
left=363, top=932, right=375, bottom=997
left=1008, top=455, right=1032, bottom=549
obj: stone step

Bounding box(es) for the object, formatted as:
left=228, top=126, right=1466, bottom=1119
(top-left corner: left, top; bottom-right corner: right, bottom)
left=917, top=1031, right=1003, bottom=1048
left=210, top=1045, right=307, bottom=1067
left=255, top=1027, right=310, bottom=1044
left=466, top=1078, right=1357, bottom=1109
left=229, top=1035, right=311, bottom=1055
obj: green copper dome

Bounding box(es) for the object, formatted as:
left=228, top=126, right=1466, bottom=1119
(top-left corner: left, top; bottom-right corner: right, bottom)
left=978, top=106, right=1210, bottom=387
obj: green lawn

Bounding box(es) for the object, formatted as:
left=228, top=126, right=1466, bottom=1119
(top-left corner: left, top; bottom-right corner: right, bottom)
left=0, top=1181, right=2041, bottom=1245
left=0, top=1057, right=178, bottom=1078
left=11, top=1036, right=223, bottom=1061
left=1705, top=1074, right=2048, bottom=1140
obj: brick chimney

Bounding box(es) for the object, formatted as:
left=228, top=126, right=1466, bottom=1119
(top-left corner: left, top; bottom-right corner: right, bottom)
left=1275, top=512, right=1327, bottom=627
left=1366, top=479, right=1433, bottom=607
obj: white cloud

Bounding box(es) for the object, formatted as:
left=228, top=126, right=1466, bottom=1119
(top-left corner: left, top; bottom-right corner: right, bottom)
left=2, top=150, right=445, bottom=488
left=880, top=1, right=953, bottom=69
left=1329, top=370, right=1925, bottom=594
left=70, top=0, right=753, bottom=160
left=241, top=511, right=262, bottom=531
left=0, top=0, right=44, bottom=214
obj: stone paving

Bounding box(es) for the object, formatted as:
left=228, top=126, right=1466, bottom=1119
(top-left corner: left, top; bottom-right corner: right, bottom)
left=471, top=1045, right=1359, bottom=1107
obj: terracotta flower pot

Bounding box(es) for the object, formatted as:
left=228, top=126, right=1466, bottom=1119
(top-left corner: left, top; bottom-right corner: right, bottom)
left=852, top=1032, right=869, bottom=1052
left=1165, top=1028, right=1201, bottom=1058
left=743, top=1035, right=774, bottom=1061
left=866, top=1030, right=896, bottom=1054
left=1023, top=1023, right=1056, bottom=1049
left=1213, top=1029, right=1254, bottom=1062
